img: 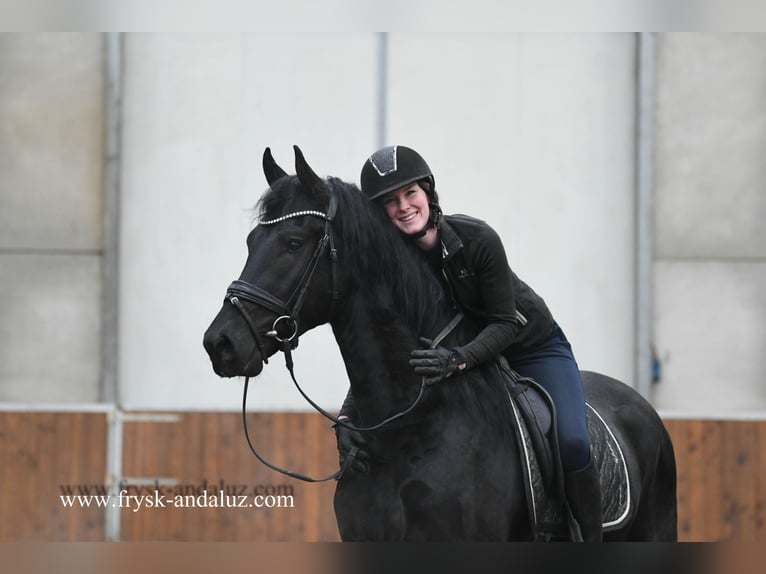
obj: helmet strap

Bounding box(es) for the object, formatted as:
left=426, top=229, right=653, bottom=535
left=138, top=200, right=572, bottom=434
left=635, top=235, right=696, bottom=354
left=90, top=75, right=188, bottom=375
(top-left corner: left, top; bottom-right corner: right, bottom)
left=412, top=201, right=442, bottom=239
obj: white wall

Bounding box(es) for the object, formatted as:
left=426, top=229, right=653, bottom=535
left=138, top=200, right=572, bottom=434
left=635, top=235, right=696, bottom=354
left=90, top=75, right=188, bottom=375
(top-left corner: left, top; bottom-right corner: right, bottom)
left=653, top=34, right=766, bottom=414
left=119, top=34, right=376, bottom=410
left=5, top=34, right=763, bottom=416
left=0, top=34, right=104, bottom=403
left=118, top=33, right=638, bottom=410
left=387, top=33, right=637, bottom=385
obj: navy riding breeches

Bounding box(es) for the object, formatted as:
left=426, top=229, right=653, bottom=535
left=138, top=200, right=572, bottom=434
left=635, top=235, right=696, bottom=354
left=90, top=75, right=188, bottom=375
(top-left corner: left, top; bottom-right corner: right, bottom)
left=504, top=324, right=590, bottom=472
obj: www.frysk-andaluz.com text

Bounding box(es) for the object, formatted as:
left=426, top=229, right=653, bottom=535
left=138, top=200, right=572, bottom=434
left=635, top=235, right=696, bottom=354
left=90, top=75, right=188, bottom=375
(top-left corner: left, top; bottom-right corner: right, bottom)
left=59, top=480, right=295, bottom=511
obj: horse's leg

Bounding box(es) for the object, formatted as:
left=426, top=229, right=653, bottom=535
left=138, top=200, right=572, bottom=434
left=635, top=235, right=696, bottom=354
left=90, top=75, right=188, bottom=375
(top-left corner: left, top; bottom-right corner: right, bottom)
left=336, top=468, right=462, bottom=540
left=334, top=472, right=402, bottom=541
left=400, top=480, right=465, bottom=541
left=625, top=431, right=678, bottom=541
left=397, top=429, right=526, bottom=541
left=605, top=427, right=677, bottom=542
left=399, top=475, right=529, bottom=541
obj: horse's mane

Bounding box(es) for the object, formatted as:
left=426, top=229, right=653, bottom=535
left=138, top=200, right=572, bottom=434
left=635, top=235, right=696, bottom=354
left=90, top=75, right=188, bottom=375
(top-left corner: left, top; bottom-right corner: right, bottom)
left=329, top=177, right=453, bottom=334
left=257, top=175, right=513, bottom=436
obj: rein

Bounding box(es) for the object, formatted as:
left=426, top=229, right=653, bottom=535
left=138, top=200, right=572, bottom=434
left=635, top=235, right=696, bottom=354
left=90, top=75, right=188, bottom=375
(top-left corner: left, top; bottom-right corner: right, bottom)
left=240, top=312, right=463, bottom=482
left=224, top=186, right=464, bottom=482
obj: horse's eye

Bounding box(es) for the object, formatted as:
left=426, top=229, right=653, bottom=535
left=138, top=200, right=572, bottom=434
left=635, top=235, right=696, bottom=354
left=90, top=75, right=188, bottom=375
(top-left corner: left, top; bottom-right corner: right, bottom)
left=287, top=238, right=303, bottom=252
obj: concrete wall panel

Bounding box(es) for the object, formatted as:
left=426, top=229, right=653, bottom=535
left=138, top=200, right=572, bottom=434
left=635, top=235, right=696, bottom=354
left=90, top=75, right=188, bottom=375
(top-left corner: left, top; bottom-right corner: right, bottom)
left=0, top=254, right=101, bottom=402
left=0, top=33, right=103, bottom=251
left=656, top=34, right=766, bottom=259
left=654, top=261, right=766, bottom=412
left=0, top=33, right=103, bottom=405
left=387, top=33, right=637, bottom=384
left=119, top=34, right=375, bottom=410
left=654, top=33, right=766, bottom=413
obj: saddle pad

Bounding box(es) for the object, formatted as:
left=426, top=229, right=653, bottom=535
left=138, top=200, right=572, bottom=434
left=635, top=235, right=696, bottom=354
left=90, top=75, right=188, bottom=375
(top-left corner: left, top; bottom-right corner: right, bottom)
left=586, top=403, right=631, bottom=531
left=508, top=397, right=631, bottom=538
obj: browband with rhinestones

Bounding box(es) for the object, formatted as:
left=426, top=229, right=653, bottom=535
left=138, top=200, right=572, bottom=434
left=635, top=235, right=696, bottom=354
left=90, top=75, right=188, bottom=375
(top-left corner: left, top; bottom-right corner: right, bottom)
left=259, top=210, right=330, bottom=225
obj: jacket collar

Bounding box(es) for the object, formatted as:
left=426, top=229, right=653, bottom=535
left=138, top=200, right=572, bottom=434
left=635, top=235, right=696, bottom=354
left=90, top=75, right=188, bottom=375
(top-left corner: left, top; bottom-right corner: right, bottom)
left=438, top=216, right=463, bottom=262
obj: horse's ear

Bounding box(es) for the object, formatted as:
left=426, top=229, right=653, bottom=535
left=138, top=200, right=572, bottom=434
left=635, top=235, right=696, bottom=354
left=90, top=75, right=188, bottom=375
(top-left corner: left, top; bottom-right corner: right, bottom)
left=294, top=145, right=326, bottom=195
left=263, top=147, right=288, bottom=186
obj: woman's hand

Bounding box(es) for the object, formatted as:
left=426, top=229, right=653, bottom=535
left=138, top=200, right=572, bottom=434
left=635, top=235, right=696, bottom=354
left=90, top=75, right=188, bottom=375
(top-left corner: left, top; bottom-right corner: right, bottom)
left=334, top=419, right=370, bottom=474
left=409, top=337, right=467, bottom=385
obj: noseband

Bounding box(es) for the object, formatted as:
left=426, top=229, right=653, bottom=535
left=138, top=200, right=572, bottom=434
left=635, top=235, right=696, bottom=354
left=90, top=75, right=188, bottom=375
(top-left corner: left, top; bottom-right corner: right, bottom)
left=223, top=187, right=461, bottom=482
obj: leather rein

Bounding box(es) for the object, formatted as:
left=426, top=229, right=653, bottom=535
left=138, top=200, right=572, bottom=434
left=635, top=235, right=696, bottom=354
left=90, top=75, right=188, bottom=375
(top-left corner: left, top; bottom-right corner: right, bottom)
left=224, top=188, right=463, bottom=482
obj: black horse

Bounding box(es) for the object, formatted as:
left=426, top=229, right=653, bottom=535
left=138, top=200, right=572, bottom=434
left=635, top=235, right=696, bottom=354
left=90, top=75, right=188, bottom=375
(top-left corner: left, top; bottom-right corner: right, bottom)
left=203, top=146, right=677, bottom=541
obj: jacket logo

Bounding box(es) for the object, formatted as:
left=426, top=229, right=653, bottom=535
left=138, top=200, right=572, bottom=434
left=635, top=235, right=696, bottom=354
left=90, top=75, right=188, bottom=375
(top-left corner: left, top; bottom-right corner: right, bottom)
left=457, top=268, right=475, bottom=279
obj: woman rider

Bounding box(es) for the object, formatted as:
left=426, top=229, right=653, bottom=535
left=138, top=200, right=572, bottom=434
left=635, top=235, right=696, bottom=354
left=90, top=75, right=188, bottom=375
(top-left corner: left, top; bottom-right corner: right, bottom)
left=337, top=145, right=602, bottom=541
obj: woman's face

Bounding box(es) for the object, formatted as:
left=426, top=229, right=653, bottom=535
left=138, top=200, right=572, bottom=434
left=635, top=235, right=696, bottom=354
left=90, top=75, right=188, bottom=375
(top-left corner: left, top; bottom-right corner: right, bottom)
left=381, top=182, right=431, bottom=236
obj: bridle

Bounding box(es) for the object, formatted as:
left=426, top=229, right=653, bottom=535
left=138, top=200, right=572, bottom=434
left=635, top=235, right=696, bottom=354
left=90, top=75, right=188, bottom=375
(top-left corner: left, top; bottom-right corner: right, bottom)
left=224, top=186, right=462, bottom=482
left=226, top=188, right=340, bottom=365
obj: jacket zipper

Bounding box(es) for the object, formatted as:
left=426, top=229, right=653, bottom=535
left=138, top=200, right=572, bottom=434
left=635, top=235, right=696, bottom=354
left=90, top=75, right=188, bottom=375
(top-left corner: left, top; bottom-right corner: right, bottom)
left=442, top=269, right=459, bottom=304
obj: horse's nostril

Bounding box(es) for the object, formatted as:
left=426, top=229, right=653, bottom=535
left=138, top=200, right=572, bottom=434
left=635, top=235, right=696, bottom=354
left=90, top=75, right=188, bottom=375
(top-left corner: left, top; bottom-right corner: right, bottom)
left=204, top=332, right=233, bottom=361
left=215, top=334, right=233, bottom=354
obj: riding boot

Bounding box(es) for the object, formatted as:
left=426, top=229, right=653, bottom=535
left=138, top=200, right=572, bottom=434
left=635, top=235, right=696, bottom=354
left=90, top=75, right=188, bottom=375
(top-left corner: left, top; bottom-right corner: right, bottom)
left=564, top=453, right=603, bottom=542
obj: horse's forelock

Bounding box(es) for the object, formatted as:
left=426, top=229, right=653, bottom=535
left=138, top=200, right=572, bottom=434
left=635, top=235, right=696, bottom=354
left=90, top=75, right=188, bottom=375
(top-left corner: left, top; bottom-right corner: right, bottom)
left=255, top=175, right=330, bottom=221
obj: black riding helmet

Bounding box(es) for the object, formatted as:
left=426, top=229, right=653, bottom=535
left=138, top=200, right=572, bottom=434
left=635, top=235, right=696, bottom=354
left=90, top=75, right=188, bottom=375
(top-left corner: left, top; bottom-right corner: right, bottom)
left=360, top=145, right=442, bottom=238
left=360, top=145, right=435, bottom=200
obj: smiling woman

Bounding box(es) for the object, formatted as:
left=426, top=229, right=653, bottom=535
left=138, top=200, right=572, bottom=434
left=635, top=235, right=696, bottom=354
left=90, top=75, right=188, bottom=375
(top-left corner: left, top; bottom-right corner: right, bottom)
left=350, top=144, right=602, bottom=539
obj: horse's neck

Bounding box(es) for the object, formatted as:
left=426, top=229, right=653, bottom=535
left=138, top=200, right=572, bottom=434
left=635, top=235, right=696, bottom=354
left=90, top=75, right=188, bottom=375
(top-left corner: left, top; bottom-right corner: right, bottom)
left=330, top=293, right=428, bottom=425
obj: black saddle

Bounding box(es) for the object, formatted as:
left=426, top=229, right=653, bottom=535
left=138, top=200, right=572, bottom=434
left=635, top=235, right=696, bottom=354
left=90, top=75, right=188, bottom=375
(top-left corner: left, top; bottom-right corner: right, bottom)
left=495, top=360, right=631, bottom=540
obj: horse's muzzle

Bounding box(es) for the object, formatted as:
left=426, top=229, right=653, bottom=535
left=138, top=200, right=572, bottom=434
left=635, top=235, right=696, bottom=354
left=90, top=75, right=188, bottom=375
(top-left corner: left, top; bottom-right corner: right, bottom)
left=202, top=330, right=264, bottom=378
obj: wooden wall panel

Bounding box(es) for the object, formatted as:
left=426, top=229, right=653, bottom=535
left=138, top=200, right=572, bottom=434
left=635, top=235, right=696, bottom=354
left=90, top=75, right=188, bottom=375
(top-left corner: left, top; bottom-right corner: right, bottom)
left=0, top=412, right=107, bottom=541
left=2, top=413, right=765, bottom=542
left=120, top=412, right=341, bottom=541
left=663, top=418, right=766, bottom=541
left=122, top=415, right=766, bottom=542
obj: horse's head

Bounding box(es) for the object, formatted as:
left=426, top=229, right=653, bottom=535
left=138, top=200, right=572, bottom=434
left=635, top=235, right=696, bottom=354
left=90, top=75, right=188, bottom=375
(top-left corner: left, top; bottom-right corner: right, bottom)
left=203, top=146, right=341, bottom=378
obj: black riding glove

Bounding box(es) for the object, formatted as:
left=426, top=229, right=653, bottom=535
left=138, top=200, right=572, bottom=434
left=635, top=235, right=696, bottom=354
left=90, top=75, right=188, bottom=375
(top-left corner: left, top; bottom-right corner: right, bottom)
left=409, top=337, right=467, bottom=385
left=334, top=420, right=370, bottom=474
